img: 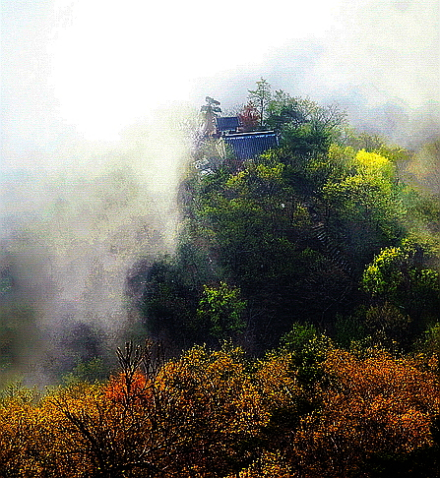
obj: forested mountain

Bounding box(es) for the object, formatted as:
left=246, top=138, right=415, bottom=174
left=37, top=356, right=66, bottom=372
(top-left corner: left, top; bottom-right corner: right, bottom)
left=1, top=81, right=440, bottom=477
left=132, top=81, right=440, bottom=354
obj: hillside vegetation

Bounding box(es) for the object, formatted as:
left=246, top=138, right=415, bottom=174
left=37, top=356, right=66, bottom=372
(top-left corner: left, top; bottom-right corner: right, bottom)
left=1, top=81, right=440, bottom=476
left=1, top=341, right=440, bottom=476
left=134, top=81, right=440, bottom=354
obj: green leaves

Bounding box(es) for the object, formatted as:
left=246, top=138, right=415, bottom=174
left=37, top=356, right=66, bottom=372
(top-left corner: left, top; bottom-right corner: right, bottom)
left=248, top=78, right=272, bottom=126
left=362, top=246, right=408, bottom=298
left=362, top=243, right=440, bottom=343
left=197, top=282, right=247, bottom=340
left=133, top=83, right=439, bottom=353
left=323, top=150, right=402, bottom=231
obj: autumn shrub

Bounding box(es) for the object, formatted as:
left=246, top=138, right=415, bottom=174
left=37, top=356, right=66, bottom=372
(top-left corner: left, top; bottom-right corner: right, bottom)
left=2, top=342, right=440, bottom=477
left=291, top=348, right=440, bottom=477
left=227, top=452, right=294, bottom=478
left=105, top=369, right=152, bottom=406
left=0, top=388, right=41, bottom=477
left=253, top=350, right=304, bottom=451
left=153, top=344, right=271, bottom=475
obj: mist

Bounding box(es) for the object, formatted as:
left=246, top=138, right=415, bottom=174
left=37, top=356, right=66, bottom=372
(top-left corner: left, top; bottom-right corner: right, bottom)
left=0, top=114, right=191, bottom=384
left=1, top=0, right=438, bottom=383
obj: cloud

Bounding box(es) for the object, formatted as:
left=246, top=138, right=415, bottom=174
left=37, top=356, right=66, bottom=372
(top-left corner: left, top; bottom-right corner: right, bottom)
left=2, top=0, right=438, bottom=148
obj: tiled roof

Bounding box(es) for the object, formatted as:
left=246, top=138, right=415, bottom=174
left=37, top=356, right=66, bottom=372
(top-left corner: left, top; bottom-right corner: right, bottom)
left=216, top=116, right=240, bottom=132
left=223, top=132, right=278, bottom=160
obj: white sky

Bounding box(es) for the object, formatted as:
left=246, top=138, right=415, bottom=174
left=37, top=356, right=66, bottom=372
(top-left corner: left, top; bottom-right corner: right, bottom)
left=1, top=0, right=439, bottom=149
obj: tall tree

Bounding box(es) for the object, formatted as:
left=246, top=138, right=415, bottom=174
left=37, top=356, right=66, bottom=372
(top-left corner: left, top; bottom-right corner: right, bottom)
left=201, top=96, right=222, bottom=137
left=248, top=78, right=272, bottom=127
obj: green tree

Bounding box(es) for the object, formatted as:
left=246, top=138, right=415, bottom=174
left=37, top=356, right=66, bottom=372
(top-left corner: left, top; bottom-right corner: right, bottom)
left=201, top=96, right=222, bottom=136
left=362, top=244, right=440, bottom=337
left=323, top=150, right=405, bottom=268
left=196, top=281, right=247, bottom=341
left=266, top=90, right=308, bottom=131
left=266, top=92, right=346, bottom=159
left=136, top=257, right=200, bottom=347
left=248, top=78, right=272, bottom=127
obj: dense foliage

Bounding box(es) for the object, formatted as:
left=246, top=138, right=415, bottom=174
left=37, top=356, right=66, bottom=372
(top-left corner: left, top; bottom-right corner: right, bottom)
left=1, top=340, right=440, bottom=477
left=134, top=81, right=440, bottom=354
left=2, top=80, right=440, bottom=475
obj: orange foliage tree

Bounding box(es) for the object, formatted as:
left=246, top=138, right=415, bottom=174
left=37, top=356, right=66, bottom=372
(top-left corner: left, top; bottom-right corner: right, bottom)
left=292, top=348, right=440, bottom=476
left=1, top=341, right=440, bottom=477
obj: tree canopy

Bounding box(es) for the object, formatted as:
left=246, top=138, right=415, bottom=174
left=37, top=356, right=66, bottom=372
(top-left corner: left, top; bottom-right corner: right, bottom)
left=131, top=79, right=439, bottom=354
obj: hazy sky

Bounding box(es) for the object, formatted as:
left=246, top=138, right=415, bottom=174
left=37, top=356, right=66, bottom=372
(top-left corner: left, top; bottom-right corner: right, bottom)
left=1, top=0, right=439, bottom=160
